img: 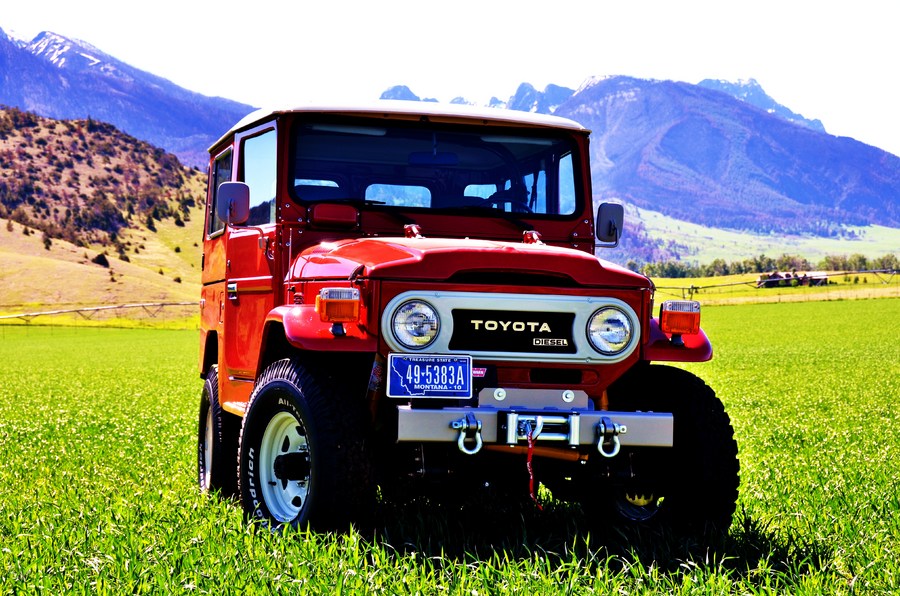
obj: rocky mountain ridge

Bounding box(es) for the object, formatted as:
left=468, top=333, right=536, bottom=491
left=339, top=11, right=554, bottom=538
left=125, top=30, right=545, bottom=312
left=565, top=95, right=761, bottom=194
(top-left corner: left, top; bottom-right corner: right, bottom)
left=558, top=76, right=899, bottom=234
left=697, top=78, right=826, bottom=133
left=380, top=82, right=576, bottom=114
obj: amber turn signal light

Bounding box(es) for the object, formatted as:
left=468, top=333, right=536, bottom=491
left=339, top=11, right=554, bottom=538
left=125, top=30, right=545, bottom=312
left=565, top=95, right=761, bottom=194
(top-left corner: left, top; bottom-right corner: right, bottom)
left=659, top=300, right=701, bottom=336
left=315, top=288, right=360, bottom=322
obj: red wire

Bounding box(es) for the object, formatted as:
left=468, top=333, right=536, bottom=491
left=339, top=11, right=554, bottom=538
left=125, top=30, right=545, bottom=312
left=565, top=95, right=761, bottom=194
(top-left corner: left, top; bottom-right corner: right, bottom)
left=526, top=424, right=542, bottom=510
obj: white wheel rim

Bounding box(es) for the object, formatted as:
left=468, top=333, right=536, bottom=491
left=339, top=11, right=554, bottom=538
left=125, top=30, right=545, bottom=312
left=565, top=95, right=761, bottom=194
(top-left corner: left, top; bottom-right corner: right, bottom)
left=259, top=411, right=310, bottom=523
left=202, top=407, right=214, bottom=491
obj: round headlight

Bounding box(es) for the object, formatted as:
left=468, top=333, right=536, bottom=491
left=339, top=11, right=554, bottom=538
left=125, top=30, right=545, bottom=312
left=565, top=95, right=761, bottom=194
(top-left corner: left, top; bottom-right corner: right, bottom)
left=391, top=300, right=440, bottom=349
left=587, top=307, right=633, bottom=354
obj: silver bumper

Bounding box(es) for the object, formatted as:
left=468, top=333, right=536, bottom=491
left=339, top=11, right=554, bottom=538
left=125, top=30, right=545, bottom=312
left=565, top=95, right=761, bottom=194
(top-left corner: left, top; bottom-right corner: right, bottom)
left=396, top=405, right=673, bottom=456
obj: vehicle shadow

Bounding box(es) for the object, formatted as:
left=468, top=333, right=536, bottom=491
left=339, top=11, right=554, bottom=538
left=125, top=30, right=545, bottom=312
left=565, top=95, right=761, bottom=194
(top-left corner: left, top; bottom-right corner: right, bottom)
left=369, top=498, right=831, bottom=580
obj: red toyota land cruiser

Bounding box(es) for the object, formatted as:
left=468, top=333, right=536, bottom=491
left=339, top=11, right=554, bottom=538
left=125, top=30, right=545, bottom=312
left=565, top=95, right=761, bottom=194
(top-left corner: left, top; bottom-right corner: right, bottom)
left=197, top=102, right=738, bottom=534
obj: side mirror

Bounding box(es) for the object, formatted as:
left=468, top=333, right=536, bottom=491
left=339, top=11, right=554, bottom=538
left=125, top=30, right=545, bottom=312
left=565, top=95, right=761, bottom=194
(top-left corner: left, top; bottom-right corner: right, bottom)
left=595, top=202, right=624, bottom=247
left=217, top=182, right=250, bottom=226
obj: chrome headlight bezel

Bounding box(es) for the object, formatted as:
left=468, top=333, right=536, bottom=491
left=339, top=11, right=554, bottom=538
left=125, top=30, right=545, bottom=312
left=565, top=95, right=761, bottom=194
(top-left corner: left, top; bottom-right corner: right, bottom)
left=390, top=300, right=440, bottom=350
left=586, top=306, right=634, bottom=355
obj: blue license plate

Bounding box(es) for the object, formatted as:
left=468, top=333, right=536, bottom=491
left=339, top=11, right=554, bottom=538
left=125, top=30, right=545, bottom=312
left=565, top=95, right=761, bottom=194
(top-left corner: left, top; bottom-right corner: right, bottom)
left=386, top=354, right=473, bottom=399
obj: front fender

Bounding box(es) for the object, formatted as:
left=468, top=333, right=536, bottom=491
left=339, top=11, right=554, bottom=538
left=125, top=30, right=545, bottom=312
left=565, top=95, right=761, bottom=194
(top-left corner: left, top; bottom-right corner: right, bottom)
left=642, top=318, right=713, bottom=363
left=266, top=305, right=377, bottom=352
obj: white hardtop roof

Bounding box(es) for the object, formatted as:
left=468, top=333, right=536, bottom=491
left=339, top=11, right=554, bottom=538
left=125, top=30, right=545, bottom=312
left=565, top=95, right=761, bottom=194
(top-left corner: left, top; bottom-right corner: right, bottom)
left=212, top=100, right=588, bottom=151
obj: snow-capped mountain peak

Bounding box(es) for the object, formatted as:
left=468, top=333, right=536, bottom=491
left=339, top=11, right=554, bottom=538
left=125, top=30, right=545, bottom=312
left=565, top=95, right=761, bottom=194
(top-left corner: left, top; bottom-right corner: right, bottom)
left=26, top=31, right=126, bottom=79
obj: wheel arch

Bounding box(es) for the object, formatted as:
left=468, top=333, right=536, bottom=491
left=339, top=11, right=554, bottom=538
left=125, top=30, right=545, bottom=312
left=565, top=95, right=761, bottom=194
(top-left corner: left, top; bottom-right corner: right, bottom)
left=257, top=320, right=295, bottom=376
left=260, top=307, right=378, bottom=383
left=200, top=330, right=218, bottom=379
left=641, top=318, right=713, bottom=363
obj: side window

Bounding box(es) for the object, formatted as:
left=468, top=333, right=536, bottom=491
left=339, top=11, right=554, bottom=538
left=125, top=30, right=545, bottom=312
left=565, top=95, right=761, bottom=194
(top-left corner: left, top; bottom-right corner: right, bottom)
left=242, top=129, right=277, bottom=226
left=207, top=148, right=233, bottom=236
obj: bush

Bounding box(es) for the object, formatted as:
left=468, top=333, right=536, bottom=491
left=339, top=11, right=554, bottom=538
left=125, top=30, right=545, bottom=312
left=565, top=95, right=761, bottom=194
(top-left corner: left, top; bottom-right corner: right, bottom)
left=91, top=253, right=110, bottom=268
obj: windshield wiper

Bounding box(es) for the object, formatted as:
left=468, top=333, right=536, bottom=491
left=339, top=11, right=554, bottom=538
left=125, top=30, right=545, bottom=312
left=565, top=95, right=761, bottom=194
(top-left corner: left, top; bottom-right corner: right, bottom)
left=455, top=205, right=534, bottom=233
left=317, top=198, right=416, bottom=228
left=317, top=197, right=385, bottom=206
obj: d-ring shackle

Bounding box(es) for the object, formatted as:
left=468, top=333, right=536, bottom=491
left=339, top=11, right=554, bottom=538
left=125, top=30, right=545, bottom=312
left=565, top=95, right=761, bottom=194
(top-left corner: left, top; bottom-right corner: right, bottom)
left=451, top=413, right=483, bottom=455
left=597, top=416, right=627, bottom=458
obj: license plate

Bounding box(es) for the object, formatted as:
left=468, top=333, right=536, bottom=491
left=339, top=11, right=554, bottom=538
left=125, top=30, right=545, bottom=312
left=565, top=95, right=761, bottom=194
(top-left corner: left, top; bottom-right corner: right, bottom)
left=386, top=354, right=473, bottom=399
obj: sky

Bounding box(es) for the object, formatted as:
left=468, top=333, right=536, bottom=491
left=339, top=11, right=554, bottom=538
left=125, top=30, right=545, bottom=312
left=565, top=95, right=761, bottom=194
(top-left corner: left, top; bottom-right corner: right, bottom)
left=4, top=0, right=900, bottom=156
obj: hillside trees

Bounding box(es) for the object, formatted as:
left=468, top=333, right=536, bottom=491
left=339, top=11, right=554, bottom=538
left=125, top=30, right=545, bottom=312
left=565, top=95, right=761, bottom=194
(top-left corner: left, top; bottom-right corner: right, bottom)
left=0, top=108, right=204, bottom=248
left=819, top=253, right=898, bottom=272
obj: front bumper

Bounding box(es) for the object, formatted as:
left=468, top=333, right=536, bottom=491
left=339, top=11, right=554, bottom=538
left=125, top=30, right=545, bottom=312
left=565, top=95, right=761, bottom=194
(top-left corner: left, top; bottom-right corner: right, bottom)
left=396, top=406, right=673, bottom=457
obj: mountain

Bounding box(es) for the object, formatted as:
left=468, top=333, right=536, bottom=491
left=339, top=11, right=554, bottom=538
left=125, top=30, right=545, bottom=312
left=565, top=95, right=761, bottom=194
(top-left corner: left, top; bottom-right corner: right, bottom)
left=382, top=76, right=900, bottom=241
left=381, top=82, right=575, bottom=114
left=505, top=82, right=574, bottom=114
left=697, top=78, right=826, bottom=133
left=0, top=28, right=253, bottom=167
left=556, top=76, right=900, bottom=236
left=380, top=85, right=438, bottom=102
left=2, top=22, right=896, bottom=266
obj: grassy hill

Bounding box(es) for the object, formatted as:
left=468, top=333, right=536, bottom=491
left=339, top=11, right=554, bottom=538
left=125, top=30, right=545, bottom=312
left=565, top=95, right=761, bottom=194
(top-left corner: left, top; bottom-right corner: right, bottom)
left=0, top=214, right=201, bottom=314
left=629, top=206, right=899, bottom=264
left=0, top=107, right=206, bottom=316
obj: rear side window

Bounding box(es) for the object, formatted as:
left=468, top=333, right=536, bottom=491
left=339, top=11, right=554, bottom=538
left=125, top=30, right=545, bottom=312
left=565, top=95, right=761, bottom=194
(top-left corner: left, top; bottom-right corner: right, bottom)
left=207, top=148, right=233, bottom=236
left=242, top=129, right=277, bottom=226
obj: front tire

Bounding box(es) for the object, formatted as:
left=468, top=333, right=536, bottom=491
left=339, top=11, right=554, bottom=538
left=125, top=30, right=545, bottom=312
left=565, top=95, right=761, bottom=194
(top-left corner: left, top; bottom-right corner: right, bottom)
left=237, top=358, right=373, bottom=530
left=585, top=365, right=739, bottom=534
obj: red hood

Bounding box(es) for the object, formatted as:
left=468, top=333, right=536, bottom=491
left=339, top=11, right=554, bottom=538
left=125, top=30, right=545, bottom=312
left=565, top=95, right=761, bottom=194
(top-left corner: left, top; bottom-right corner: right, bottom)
left=290, top=237, right=649, bottom=288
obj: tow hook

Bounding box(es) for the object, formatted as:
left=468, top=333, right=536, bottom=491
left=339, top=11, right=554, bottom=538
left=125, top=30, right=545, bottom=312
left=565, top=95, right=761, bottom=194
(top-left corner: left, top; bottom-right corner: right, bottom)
left=451, top=413, right=483, bottom=455
left=596, top=416, right=627, bottom=458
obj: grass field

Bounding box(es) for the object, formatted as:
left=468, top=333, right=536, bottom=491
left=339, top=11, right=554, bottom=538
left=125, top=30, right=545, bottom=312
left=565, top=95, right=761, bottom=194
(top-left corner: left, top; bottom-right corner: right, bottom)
left=651, top=271, right=900, bottom=306
left=0, top=299, right=898, bottom=593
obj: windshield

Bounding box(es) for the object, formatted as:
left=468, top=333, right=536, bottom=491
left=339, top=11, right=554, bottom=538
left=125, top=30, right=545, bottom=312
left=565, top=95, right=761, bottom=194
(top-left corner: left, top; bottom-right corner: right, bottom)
left=289, top=118, right=579, bottom=216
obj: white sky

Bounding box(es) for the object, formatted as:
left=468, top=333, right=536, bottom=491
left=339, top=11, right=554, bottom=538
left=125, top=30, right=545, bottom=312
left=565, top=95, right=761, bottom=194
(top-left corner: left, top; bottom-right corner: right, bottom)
left=4, top=0, right=900, bottom=156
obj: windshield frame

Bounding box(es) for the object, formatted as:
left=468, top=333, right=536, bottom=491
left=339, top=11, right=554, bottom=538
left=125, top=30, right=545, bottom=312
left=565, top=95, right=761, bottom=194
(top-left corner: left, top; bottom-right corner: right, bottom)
left=286, top=115, right=586, bottom=221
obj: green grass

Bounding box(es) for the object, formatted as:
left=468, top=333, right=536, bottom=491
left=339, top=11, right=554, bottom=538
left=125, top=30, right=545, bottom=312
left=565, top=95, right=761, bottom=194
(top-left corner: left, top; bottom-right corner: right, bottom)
left=0, top=300, right=898, bottom=593
left=0, top=307, right=199, bottom=330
